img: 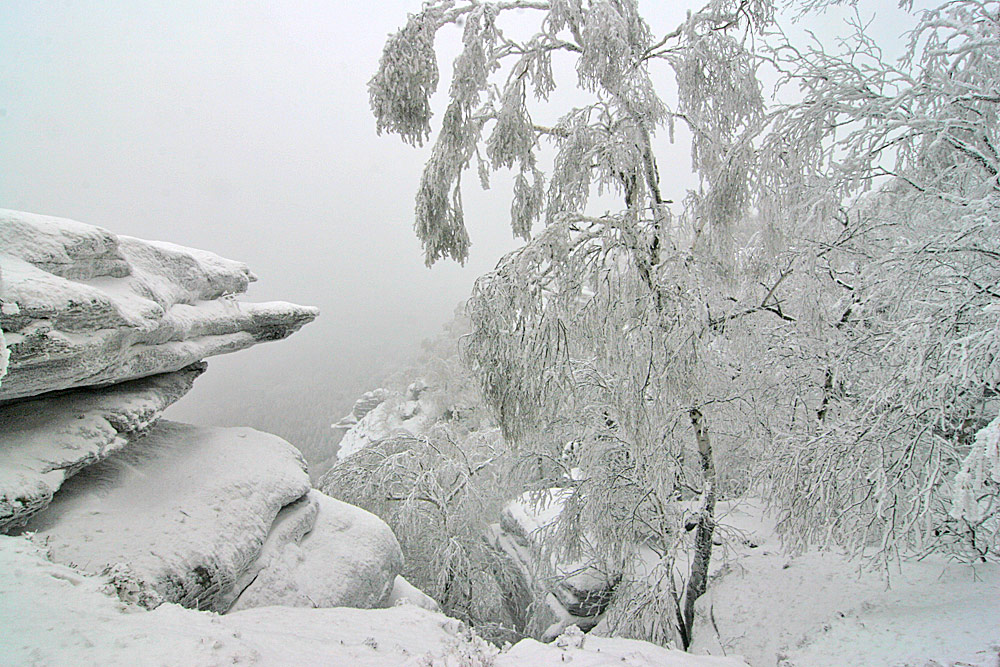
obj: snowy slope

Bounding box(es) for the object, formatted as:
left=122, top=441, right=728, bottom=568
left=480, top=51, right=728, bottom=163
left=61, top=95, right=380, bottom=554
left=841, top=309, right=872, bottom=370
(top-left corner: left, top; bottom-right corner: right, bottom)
left=499, top=632, right=748, bottom=666
left=689, top=499, right=1000, bottom=666
left=0, top=535, right=748, bottom=666
left=0, top=535, right=493, bottom=666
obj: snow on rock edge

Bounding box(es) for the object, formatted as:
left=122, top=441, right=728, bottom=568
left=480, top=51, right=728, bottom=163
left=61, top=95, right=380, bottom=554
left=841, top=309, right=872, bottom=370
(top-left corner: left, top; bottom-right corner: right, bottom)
left=229, top=490, right=404, bottom=612
left=0, top=209, right=318, bottom=402
left=20, top=420, right=312, bottom=611
left=0, top=364, right=205, bottom=532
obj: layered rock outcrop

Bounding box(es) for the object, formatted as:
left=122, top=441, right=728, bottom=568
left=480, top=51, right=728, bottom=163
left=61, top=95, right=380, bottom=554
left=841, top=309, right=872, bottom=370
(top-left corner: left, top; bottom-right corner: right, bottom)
left=20, top=421, right=403, bottom=612
left=0, top=209, right=317, bottom=402
left=0, top=210, right=405, bottom=618
left=0, top=364, right=204, bottom=531
left=332, top=388, right=391, bottom=436
left=334, top=381, right=442, bottom=461
left=21, top=421, right=313, bottom=610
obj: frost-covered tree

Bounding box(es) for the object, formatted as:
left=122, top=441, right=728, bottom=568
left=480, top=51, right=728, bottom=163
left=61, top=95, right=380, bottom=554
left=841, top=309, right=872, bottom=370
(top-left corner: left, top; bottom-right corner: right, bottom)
left=370, top=0, right=785, bottom=647
left=323, top=429, right=529, bottom=642
left=757, top=0, right=1000, bottom=562
left=370, top=1, right=1000, bottom=649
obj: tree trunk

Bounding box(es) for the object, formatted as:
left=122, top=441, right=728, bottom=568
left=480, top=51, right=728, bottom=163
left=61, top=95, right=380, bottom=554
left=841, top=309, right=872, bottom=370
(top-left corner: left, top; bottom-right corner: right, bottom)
left=681, top=407, right=716, bottom=649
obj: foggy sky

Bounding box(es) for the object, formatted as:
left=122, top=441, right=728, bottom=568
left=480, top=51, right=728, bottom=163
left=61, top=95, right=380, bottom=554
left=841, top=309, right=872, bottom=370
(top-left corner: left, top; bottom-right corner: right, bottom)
left=0, top=1, right=908, bottom=441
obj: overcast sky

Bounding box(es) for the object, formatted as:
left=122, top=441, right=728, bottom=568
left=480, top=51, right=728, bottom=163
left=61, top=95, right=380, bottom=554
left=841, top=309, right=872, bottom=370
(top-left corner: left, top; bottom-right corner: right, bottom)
left=0, top=1, right=909, bottom=445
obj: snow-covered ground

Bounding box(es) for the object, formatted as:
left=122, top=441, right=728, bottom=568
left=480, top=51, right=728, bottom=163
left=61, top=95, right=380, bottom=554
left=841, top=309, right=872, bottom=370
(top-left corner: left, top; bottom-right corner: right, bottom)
left=689, top=499, right=1000, bottom=667
left=0, top=534, right=485, bottom=666
left=0, top=535, right=748, bottom=666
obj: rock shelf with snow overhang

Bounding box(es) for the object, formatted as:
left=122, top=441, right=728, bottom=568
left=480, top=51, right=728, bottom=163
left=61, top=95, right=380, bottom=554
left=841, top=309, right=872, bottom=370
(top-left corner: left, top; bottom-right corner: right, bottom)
left=0, top=209, right=318, bottom=403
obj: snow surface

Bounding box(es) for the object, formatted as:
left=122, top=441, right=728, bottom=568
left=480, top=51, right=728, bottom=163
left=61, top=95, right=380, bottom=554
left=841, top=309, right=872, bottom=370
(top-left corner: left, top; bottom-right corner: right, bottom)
left=19, top=420, right=312, bottom=611
left=497, top=634, right=748, bottom=666
left=0, top=364, right=204, bottom=531
left=0, top=534, right=492, bottom=666
left=0, top=535, right=745, bottom=666
left=688, top=498, right=1000, bottom=666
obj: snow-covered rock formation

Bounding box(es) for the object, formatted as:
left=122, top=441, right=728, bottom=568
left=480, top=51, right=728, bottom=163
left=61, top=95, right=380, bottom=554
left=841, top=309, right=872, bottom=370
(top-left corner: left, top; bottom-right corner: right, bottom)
left=332, top=387, right=392, bottom=435
left=490, top=489, right=619, bottom=640
left=335, top=380, right=442, bottom=461
left=0, top=209, right=317, bottom=402
left=20, top=421, right=389, bottom=612
left=0, top=364, right=204, bottom=531
left=228, top=490, right=402, bottom=611
left=0, top=210, right=407, bottom=619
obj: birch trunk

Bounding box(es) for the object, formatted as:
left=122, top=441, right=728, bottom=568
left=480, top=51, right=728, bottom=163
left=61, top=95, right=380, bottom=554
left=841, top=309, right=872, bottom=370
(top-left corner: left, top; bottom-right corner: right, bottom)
left=682, top=407, right=716, bottom=648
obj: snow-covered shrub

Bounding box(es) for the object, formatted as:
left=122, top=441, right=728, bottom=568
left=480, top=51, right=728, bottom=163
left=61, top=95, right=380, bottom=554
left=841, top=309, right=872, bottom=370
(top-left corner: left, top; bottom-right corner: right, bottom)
left=101, top=563, right=163, bottom=610
left=321, top=310, right=533, bottom=644
left=322, top=429, right=528, bottom=645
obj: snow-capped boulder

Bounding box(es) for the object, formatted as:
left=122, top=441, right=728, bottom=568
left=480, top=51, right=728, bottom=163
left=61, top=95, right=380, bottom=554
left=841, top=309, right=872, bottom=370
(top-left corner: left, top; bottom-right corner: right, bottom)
left=0, top=209, right=318, bottom=403
left=19, top=420, right=312, bottom=611
left=388, top=575, right=441, bottom=612
left=0, top=363, right=205, bottom=532
left=228, top=490, right=403, bottom=611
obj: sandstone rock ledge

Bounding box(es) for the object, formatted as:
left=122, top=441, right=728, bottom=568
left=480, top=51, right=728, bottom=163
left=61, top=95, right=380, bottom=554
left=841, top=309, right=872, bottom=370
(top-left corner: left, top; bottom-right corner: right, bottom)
left=0, top=364, right=205, bottom=532
left=228, top=490, right=403, bottom=611
left=0, top=209, right=318, bottom=402
left=18, top=421, right=404, bottom=614
left=20, top=421, right=312, bottom=611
